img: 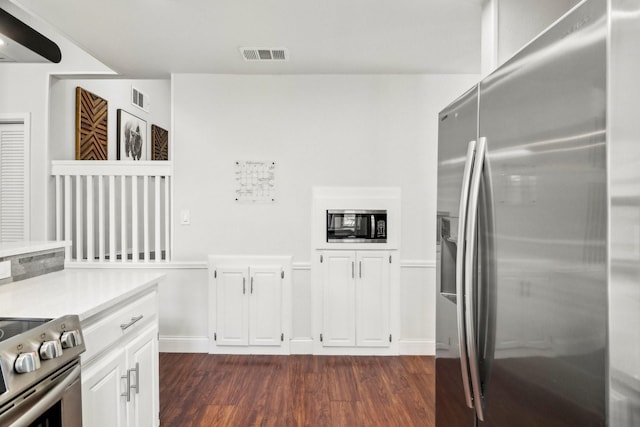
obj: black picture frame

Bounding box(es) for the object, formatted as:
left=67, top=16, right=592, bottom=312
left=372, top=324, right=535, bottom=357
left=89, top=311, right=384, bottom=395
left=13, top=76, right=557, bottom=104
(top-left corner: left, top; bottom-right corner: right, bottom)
left=117, top=109, right=147, bottom=160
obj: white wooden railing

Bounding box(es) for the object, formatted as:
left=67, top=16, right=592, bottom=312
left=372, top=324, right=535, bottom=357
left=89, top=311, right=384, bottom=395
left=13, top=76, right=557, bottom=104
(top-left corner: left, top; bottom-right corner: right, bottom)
left=51, top=161, right=172, bottom=264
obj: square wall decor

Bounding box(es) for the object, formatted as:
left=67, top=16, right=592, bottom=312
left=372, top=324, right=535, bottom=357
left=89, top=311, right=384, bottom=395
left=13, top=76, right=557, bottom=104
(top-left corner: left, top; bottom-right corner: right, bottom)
left=75, top=87, right=108, bottom=160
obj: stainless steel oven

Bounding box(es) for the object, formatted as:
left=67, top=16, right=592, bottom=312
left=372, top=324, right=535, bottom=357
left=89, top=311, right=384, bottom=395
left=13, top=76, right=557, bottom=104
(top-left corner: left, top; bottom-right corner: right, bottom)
left=0, top=315, right=85, bottom=427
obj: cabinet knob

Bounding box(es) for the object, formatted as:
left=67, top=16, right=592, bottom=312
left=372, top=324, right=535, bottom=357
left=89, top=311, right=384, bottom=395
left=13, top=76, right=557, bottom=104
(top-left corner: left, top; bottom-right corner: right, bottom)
left=40, top=340, right=63, bottom=360
left=15, top=351, right=41, bottom=373
left=61, top=330, right=83, bottom=349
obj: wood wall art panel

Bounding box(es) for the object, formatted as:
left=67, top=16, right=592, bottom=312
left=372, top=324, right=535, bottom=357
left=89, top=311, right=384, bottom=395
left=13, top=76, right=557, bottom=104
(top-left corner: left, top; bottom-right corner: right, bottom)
left=151, top=124, right=169, bottom=160
left=75, top=87, right=108, bottom=160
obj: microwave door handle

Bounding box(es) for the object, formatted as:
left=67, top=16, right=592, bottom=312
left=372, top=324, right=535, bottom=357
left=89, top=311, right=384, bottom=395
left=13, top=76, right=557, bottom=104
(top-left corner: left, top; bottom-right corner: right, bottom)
left=456, top=140, right=476, bottom=410
left=371, top=215, right=375, bottom=238
left=465, top=137, right=487, bottom=421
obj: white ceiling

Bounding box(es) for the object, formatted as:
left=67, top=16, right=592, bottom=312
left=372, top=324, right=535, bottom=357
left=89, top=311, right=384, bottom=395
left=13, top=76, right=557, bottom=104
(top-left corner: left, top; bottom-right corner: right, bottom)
left=13, top=0, right=482, bottom=78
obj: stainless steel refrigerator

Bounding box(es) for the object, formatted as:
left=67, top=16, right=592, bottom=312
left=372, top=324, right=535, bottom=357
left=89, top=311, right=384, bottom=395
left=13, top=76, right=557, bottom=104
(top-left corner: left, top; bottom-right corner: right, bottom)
left=436, top=0, right=640, bottom=425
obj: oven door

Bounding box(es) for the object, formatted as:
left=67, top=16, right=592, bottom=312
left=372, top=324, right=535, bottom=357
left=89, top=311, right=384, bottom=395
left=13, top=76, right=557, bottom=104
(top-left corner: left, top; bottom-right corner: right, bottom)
left=0, top=361, right=82, bottom=427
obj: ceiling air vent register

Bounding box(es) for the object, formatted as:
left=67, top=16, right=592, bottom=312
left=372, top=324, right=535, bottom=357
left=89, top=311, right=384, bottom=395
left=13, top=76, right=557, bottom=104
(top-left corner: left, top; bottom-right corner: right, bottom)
left=240, top=47, right=288, bottom=61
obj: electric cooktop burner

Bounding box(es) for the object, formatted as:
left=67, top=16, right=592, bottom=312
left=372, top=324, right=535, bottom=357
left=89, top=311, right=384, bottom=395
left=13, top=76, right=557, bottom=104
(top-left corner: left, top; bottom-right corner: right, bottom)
left=0, top=318, right=51, bottom=343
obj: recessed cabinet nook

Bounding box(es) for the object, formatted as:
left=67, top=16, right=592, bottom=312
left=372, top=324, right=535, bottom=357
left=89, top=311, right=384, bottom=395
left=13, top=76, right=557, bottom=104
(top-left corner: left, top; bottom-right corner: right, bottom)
left=320, top=250, right=392, bottom=348
left=312, top=187, right=401, bottom=356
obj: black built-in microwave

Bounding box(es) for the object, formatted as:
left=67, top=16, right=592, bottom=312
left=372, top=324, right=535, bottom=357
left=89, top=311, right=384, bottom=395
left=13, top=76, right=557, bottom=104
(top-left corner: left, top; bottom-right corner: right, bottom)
left=326, top=209, right=387, bottom=243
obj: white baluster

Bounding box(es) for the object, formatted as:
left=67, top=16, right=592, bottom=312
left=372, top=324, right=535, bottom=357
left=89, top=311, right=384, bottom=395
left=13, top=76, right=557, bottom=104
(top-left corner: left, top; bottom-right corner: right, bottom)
left=109, top=175, right=116, bottom=262
left=98, top=175, right=105, bottom=261
left=64, top=175, right=71, bottom=262
left=143, top=175, right=149, bottom=262
left=121, top=176, right=127, bottom=262
left=154, top=176, right=161, bottom=262
left=132, top=176, right=138, bottom=262
left=86, top=175, right=94, bottom=262
left=75, top=175, right=83, bottom=261
left=165, top=176, right=171, bottom=261
left=55, top=175, right=62, bottom=241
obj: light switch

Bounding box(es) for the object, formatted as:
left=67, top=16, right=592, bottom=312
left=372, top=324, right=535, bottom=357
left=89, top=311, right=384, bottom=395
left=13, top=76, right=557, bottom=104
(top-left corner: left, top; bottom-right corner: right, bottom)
left=0, top=260, right=11, bottom=279
left=180, top=210, right=191, bottom=225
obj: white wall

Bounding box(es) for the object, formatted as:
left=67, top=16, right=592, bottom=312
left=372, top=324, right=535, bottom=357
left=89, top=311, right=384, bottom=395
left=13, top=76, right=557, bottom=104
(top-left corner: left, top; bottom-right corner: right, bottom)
left=172, top=74, right=477, bottom=262
left=49, top=78, right=171, bottom=161
left=498, top=0, right=580, bottom=63
left=481, top=0, right=581, bottom=75
left=0, top=0, right=114, bottom=240
left=169, top=74, right=478, bottom=352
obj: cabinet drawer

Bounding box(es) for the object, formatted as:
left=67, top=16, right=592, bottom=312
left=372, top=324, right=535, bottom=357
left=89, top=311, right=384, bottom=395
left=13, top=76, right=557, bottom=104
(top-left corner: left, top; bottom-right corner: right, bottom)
left=82, top=290, right=158, bottom=363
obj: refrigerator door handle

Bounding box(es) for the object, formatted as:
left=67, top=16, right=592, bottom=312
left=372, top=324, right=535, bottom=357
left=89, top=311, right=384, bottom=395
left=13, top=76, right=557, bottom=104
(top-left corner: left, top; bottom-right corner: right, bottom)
left=456, top=139, right=477, bottom=410
left=465, top=136, right=487, bottom=421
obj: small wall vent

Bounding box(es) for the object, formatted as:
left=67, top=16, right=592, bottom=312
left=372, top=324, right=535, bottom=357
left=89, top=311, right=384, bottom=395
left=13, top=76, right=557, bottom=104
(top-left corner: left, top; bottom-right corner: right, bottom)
left=240, top=47, right=288, bottom=61
left=131, top=86, right=149, bottom=112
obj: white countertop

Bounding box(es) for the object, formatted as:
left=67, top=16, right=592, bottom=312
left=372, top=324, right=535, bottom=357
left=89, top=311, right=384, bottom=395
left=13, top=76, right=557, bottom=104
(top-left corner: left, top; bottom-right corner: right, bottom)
left=0, top=269, right=165, bottom=321
left=0, top=241, right=70, bottom=258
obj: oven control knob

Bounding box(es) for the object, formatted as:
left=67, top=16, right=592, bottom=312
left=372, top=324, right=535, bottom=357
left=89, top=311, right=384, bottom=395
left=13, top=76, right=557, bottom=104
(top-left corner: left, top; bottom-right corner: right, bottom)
left=60, top=330, right=83, bottom=349
left=15, top=351, right=41, bottom=373
left=40, top=340, right=63, bottom=360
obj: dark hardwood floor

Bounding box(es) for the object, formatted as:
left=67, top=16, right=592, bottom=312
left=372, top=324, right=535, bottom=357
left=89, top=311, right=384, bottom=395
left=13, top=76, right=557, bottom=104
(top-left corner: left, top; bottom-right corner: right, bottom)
left=159, top=353, right=435, bottom=426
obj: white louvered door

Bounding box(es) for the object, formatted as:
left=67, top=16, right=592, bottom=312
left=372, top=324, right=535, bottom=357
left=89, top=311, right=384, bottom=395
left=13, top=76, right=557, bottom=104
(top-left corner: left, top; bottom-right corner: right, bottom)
left=0, top=121, right=28, bottom=241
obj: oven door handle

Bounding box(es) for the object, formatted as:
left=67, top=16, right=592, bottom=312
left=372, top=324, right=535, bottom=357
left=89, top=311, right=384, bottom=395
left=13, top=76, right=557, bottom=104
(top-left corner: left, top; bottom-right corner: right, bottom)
left=9, top=364, right=81, bottom=427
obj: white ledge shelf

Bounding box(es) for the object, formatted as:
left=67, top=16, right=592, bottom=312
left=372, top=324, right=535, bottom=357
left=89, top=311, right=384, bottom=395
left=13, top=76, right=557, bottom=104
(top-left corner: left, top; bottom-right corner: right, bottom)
left=0, top=241, right=70, bottom=258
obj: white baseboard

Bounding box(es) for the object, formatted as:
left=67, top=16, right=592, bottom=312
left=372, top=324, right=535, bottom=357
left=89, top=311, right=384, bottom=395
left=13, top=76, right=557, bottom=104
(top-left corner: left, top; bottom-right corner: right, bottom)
left=159, top=336, right=434, bottom=355
left=159, top=336, right=209, bottom=353
left=290, top=338, right=314, bottom=354
left=398, top=339, right=435, bottom=355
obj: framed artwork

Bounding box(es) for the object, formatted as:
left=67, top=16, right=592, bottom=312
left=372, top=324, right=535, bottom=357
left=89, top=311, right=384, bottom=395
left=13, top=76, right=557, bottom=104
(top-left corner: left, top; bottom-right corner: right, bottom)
left=75, top=87, right=108, bottom=160
left=117, top=109, right=147, bottom=160
left=151, top=124, right=169, bottom=160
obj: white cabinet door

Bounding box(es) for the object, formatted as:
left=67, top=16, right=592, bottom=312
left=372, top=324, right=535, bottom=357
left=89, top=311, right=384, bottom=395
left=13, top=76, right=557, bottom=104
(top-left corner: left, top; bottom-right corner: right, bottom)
left=249, top=266, right=282, bottom=346
left=216, top=266, right=249, bottom=346
left=322, top=251, right=356, bottom=347
left=126, top=324, right=159, bottom=427
left=82, top=347, right=127, bottom=427
left=356, top=251, right=390, bottom=347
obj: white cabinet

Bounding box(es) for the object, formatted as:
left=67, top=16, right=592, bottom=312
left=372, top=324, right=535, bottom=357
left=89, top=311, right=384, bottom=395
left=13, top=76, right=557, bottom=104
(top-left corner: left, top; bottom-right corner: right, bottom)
left=249, top=266, right=284, bottom=346
left=321, top=250, right=391, bottom=348
left=125, top=325, right=159, bottom=427
left=209, top=256, right=292, bottom=355
left=321, top=251, right=356, bottom=347
left=215, top=267, right=249, bottom=346
left=356, top=251, right=391, bottom=347
left=81, top=286, right=159, bottom=427
left=215, top=265, right=282, bottom=347
left=81, top=347, right=127, bottom=427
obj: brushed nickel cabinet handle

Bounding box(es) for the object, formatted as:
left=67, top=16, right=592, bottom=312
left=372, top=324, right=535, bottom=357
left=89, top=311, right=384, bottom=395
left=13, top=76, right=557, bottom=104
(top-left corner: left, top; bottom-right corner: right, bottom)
left=121, top=369, right=132, bottom=402
left=120, top=315, right=144, bottom=331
